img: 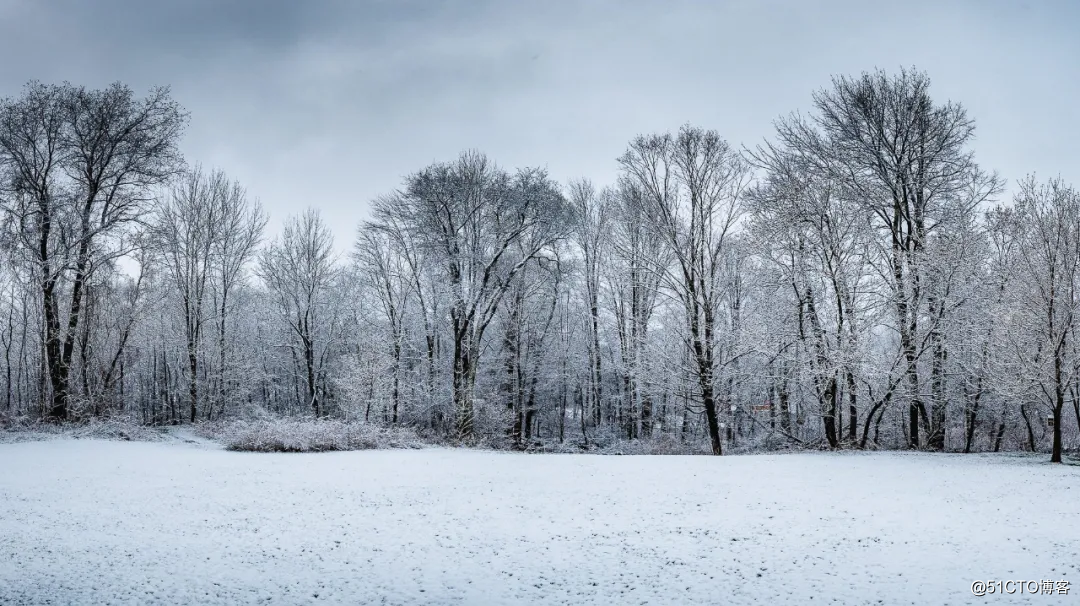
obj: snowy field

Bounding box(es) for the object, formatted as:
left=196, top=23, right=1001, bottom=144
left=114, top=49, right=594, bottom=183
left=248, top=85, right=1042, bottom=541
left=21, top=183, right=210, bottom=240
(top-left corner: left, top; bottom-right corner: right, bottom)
left=0, top=440, right=1077, bottom=605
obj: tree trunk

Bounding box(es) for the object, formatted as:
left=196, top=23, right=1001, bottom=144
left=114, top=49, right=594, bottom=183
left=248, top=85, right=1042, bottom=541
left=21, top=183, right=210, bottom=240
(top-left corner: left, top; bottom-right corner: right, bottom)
left=963, top=373, right=984, bottom=453
left=1051, top=405, right=1063, bottom=463
left=578, top=386, right=589, bottom=447
left=453, top=332, right=475, bottom=441
left=860, top=400, right=886, bottom=449
left=964, top=406, right=978, bottom=454
left=4, top=306, right=13, bottom=411
left=1074, top=395, right=1080, bottom=441
left=845, top=370, right=857, bottom=444
left=589, top=293, right=603, bottom=428
left=38, top=199, right=68, bottom=421
left=217, top=291, right=229, bottom=420
left=1019, top=404, right=1036, bottom=452
left=43, top=281, right=66, bottom=420
left=822, top=377, right=839, bottom=448
left=502, top=295, right=523, bottom=446
left=778, top=377, right=791, bottom=432
left=896, top=250, right=921, bottom=449
left=641, top=395, right=653, bottom=438
left=928, top=326, right=947, bottom=451
left=54, top=225, right=95, bottom=420
left=391, top=338, right=401, bottom=424
left=1051, top=351, right=1065, bottom=463
left=702, top=385, right=722, bottom=456
left=187, top=343, right=198, bottom=423
left=304, top=341, right=318, bottom=417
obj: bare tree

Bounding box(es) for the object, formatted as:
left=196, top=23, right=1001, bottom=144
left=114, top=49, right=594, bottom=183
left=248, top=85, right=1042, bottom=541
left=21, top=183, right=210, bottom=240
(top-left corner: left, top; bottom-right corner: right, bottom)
left=619, top=125, right=752, bottom=455
left=1003, top=177, right=1080, bottom=463
left=772, top=68, right=1000, bottom=448
left=92, top=240, right=154, bottom=412
left=748, top=139, right=878, bottom=447
left=354, top=225, right=414, bottom=424
left=210, top=180, right=265, bottom=419
left=0, top=81, right=186, bottom=420
left=371, top=152, right=573, bottom=441
left=153, top=167, right=221, bottom=422
left=258, top=209, right=338, bottom=417
left=567, top=179, right=609, bottom=432
left=605, top=181, right=664, bottom=440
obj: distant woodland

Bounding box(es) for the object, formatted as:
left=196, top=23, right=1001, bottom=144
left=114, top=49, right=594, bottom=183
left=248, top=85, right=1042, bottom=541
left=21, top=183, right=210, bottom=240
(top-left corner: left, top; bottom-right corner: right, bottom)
left=0, top=68, right=1076, bottom=461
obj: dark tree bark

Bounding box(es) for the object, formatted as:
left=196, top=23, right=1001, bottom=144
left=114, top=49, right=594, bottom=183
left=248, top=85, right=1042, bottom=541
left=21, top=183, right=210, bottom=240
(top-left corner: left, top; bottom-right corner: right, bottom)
left=0, top=82, right=185, bottom=420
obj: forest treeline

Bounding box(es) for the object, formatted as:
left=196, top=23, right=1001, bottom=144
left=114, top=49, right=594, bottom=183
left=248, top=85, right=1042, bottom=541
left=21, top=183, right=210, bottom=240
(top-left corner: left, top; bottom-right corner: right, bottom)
left=0, top=68, right=1076, bottom=461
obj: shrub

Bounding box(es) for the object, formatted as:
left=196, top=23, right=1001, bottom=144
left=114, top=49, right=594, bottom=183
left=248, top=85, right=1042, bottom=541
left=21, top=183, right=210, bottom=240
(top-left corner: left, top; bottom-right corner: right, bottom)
left=0, top=414, right=167, bottom=444
left=201, top=419, right=427, bottom=453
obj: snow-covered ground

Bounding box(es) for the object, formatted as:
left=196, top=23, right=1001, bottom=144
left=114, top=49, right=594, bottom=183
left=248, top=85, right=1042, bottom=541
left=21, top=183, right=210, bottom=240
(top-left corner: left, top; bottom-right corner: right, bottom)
left=0, top=440, right=1076, bottom=605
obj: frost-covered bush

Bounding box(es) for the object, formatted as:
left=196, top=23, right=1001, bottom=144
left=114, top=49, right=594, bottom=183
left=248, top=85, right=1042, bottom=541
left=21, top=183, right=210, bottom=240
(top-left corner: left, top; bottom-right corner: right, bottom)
left=520, top=430, right=713, bottom=455
left=68, top=417, right=169, bottom=442
left=601, top=435, right=713, bottom=455
left=0, top=415, right=167, bottom=444
left=203, top=419, right=427, bottom=452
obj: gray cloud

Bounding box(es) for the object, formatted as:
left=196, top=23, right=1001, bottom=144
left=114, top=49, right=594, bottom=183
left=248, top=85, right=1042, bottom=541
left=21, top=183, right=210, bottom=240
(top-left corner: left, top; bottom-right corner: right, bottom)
left=2, top=0, right=1078, bottom=247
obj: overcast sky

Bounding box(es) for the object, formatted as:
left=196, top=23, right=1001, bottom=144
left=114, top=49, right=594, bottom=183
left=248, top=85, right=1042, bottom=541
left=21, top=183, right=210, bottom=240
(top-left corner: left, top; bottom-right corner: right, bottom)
left=1, top=0, right=1077, bottom=248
